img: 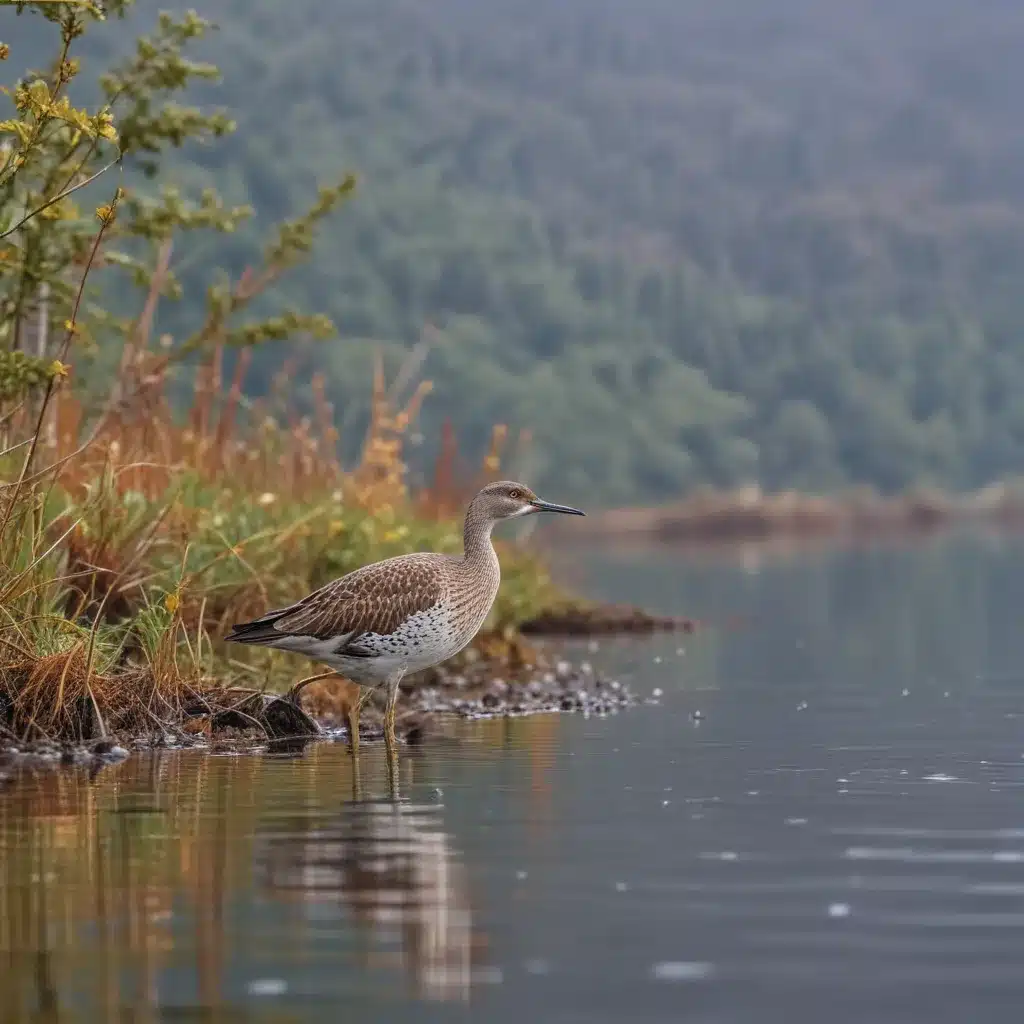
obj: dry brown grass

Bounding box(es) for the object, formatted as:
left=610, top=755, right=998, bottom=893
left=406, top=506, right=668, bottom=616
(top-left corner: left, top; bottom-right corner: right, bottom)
left=0, top=646, right=185, bottom=743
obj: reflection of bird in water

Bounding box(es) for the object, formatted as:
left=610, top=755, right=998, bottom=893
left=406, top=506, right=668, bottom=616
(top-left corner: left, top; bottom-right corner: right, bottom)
left=257, top=798, right=486, bottom=1002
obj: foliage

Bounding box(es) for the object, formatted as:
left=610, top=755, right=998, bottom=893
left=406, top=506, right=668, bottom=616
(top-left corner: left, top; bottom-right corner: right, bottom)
left=39, top=0, right=1024, bottom=502
left=0, top=4, right=565, bottom=741
left=0, top=0, right=352, bottom=407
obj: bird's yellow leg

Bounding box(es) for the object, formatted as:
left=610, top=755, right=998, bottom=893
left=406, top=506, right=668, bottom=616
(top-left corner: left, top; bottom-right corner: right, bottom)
left=347, top=687, right=371, bottom=757
left=383, top=672, right=403, bottom=748
left=383, top=672, right=403, bottom=797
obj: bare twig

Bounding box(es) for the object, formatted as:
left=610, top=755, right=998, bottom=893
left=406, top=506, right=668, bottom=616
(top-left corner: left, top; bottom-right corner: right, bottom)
left=0, top=438, right=33, bottom=459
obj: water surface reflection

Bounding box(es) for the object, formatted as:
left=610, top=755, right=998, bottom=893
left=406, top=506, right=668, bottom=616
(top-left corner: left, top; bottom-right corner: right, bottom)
left=258, top=796, right=483, bottom=1002
left=2, top=537, right=1024, bottom=1022
left=0, top=745, right=497, bottom=1019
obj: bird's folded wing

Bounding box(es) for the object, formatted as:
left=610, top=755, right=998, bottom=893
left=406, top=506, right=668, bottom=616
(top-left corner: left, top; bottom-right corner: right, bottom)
left=273, top=560, right=444, bottom=640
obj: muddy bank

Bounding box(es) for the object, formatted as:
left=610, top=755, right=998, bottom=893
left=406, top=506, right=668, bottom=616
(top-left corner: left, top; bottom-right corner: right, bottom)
left=556, top=482, right=1024, bottom=544
left=521, top=604, right=696, bottom=636
left=1, top=638, right=637, bottom=762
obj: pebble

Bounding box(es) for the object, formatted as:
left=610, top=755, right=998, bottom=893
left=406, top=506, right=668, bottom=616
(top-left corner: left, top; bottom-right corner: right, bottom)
left=2, top=738, right=133, bottom=766
left=405, top=658, right=638, bottom=719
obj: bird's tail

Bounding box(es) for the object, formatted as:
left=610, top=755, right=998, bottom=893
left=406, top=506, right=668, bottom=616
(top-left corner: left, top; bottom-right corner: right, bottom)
left=224, top=605, right=293, bottom=645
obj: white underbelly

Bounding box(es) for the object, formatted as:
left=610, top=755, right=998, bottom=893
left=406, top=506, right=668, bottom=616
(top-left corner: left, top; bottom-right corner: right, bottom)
left=265, top=572, right=508, bottom=689
left=271, top=604, right=481, bottom=684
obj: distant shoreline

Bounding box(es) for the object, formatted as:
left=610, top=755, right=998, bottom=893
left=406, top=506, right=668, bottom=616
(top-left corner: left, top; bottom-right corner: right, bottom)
left=550, top=483, right=1024, bottom=544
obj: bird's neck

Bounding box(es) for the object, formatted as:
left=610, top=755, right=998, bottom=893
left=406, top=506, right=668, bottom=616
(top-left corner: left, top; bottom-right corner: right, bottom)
left=462, top=507, right=498, bottom=568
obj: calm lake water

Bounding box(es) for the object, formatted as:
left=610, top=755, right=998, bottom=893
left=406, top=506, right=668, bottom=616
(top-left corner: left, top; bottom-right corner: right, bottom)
left=4, top=533, right=1024, bottom=1022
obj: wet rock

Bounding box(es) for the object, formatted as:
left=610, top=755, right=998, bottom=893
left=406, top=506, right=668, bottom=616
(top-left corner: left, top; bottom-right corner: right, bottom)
left=91, top=740, right=129, bottom=761
left=210, top=691, right=321, bottom=739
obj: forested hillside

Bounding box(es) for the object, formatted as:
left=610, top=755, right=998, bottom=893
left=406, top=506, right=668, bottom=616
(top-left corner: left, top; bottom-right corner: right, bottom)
left=13, top=0, right=1024, bottom=502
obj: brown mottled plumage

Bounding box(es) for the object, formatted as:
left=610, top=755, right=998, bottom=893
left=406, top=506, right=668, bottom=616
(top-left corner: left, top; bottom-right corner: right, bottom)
left=248, top=560, right=444, bottom=642
left=226, top=481, right=584, bottom=762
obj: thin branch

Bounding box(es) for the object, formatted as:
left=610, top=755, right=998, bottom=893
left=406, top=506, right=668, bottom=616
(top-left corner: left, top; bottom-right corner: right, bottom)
left=0, top=400, right=27, bottom=430
left=0, top=438, right=33, bottom=459
left=0, top=185, right=122, bottom=544
left=0, top=155, right=122, bottom=241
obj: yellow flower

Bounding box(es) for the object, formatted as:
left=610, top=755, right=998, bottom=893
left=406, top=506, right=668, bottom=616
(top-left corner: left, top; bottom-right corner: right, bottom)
left=164, top=592, right=180, bottom=614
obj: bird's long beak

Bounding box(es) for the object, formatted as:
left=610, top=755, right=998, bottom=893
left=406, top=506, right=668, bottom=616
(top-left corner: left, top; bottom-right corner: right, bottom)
left=529, top=498, right=585, bottom=516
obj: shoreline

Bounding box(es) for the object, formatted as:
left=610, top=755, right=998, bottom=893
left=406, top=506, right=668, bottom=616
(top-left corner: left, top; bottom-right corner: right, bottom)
left=0, top=632, right=645, bottom=768
left=551, top=482, right=1024, bottom=544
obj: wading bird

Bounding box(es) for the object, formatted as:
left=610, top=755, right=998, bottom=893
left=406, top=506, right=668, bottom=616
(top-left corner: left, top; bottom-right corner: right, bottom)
left=226, top=481, right=584, bottom=766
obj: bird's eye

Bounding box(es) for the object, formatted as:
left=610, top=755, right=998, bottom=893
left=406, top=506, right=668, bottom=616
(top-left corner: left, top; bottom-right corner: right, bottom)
left=509, top=489, right=520, bottom=499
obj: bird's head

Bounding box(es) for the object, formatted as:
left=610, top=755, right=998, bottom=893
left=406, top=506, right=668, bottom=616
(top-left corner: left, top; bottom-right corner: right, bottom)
left=471, top=480, right=585, bottom=522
